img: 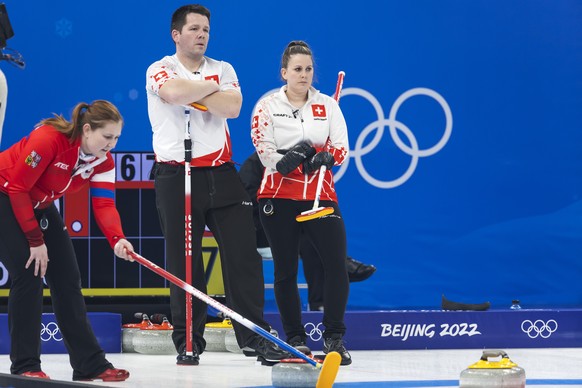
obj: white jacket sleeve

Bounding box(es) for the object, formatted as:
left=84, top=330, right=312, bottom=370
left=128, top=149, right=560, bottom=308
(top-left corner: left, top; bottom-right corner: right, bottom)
left=251, top=97, right=284, bottom=170
left=326, top=98, right=349, bottom=165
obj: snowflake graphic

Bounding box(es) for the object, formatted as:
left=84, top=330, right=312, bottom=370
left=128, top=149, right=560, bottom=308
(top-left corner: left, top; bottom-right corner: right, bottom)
left=55, top=18, right=73, bottom=38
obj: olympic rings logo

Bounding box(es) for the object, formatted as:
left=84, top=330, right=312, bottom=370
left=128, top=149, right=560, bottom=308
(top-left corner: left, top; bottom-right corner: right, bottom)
left=521, top=319, right=558, bottom=339
left=304, top=322, right=324, bottom=342
left=0, top=260, right=8, bottom=287
left=40, top=321, right=63, bottom=342
left=334, top=87, right=453, bottom=188
left=253, top=86, right=452, bottom=189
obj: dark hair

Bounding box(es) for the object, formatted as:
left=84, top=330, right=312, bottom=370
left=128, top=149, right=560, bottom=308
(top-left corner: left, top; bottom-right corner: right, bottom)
left=37, top=100, right=123, bottom=143
left=280, top=40, right=314, bottom=69
left=171, top=4, right=210, bottom=34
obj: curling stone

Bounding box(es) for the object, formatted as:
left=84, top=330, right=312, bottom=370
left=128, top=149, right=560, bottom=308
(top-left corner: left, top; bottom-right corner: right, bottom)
left=121, top=313, right=154, bottom=353
left=224, top=324, right=243, bottom=353
left=203, top=319, right=232, bottom=352
left=460, top=350, right=525, bottom=388
left=133, top=316, right=176, bottom=355
left=272, top=358, right=320, bottom=388
left=122, top=327, right=139, bottom=353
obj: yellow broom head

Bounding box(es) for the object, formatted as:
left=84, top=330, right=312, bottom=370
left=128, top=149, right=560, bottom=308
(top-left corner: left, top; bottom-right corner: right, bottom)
left=316, top=351, right=341, bottom=388
left=189, top=102, right=208, bottom=111
left=296, top=207, right=334, bottom=222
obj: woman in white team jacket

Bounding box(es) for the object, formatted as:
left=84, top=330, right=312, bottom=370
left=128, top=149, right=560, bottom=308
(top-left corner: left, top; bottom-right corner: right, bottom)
left=250, top=40, right=352, bottom=366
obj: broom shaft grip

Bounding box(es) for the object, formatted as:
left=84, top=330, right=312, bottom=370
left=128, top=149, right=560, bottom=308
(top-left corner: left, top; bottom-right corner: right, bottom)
left=313, top=165, right=327, bottom=209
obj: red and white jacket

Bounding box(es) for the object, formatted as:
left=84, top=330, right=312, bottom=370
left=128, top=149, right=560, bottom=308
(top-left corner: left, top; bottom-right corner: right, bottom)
left=0, top=125, right=125, bottom=248
left=146, top=55, right=241, bottom=166
left=251, top=86, right=349, bottom=202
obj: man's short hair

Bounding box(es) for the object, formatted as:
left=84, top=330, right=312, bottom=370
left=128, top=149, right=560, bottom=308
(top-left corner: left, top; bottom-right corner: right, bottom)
left=171, top=4, right=210, bottom=34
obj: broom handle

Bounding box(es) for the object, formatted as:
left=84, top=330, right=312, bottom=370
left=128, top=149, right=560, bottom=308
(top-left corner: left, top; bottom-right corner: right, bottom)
left=128, top=251, right=321, bottom=368
left=313, top=71, right=343, bottom=208
left=312, top=165, right=327, bottom=210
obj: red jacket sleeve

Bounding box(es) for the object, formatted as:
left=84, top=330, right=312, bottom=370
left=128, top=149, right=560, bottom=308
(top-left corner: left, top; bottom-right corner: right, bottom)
left=89, top=159, right=126, bottom=249
left=6, top=129, right=59, bottom=247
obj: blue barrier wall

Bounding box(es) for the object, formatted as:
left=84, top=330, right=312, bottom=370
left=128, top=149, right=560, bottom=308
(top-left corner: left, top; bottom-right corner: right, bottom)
left=0, top=313, right=121, bottom=354
left=0, top=1, right=581, bottom=310
left=264, top=309, right=582, bottom=351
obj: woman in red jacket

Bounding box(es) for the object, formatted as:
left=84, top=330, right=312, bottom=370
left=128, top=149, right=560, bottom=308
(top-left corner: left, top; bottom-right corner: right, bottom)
left=0, top=100, right=131, bottom=381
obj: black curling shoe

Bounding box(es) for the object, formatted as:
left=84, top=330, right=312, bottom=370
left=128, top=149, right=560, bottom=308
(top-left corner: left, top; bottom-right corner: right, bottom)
left=245, top=335, right=292, bottom=363
left=323, top=334, right=352, bottom=366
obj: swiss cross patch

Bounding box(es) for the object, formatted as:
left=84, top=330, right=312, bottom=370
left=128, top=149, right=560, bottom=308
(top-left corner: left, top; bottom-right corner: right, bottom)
left=205, top=75, right=219, bottom=84
left=252, top=115, right=259, bottom=129
left=153, top=70, right=169, bottom=83
left=311, top=104, right=326, bottom=117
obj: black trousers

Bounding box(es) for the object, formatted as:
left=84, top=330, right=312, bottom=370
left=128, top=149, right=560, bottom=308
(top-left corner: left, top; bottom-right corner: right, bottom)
left=258, top=198, right=349, bottom=340
left=299, top=234, right=325, bottom=310
left=0, top=193, right=112, bottom=378
left=153, top=162, right=269, bottom=351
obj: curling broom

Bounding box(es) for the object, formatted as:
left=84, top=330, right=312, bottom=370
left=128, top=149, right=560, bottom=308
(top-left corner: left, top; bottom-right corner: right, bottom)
left=127, top=251, right=341, bottom=386
left=296, top=165, right=334, bottom=222
left=296, top=71, right=345, bottom=223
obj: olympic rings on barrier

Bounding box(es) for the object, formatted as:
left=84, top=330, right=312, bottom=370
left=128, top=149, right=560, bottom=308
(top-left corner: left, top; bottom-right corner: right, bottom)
left=40, top=321, right=63, bottom=342
left=304, top=322, right=324, bottom=342
left=521, top=319, right=558, bottom=339
left=253, top=86, right=452, bottom=189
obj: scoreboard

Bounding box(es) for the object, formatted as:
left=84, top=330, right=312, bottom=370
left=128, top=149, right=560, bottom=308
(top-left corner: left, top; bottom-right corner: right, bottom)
left=0, top=152, right=225, bottom=298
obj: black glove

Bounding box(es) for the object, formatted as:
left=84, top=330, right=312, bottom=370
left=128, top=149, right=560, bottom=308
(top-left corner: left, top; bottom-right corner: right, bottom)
left=303, top=151, right=335, bottom=175
left=275, top=142, right=316, bottom=176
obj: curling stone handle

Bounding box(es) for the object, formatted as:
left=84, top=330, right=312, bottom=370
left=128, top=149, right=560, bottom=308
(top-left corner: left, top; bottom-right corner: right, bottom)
left=481, top=350, right=509, bottom=360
